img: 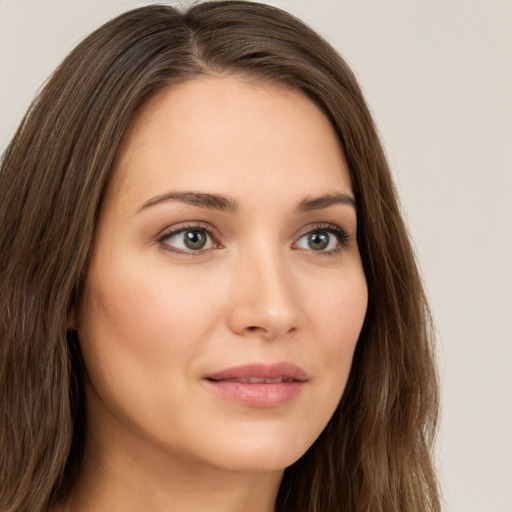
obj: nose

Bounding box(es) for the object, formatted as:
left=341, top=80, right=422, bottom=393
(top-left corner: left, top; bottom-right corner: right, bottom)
left=227, top=248, right=304, bottom=340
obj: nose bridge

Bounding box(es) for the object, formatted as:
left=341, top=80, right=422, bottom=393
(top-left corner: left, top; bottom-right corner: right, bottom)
left=228, top=237, right=302, bottom=338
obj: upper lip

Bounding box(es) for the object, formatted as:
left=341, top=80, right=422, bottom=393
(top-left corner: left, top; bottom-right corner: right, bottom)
left=205, top=362, right=308, bottom=382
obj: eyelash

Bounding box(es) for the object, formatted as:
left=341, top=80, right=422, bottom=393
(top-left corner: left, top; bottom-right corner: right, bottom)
left=157, top=222, right=350, bottom=255
left=296, top=223, right=350, bottom=255
left=157, top=222, right=222, bottom=256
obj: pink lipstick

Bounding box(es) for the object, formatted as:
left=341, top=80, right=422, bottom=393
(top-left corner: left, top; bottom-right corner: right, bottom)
left=204, top=362, right=307, bottom=408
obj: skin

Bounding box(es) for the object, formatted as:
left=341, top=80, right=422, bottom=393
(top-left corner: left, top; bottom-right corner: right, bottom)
left=67, top=75, right=368, bottom=512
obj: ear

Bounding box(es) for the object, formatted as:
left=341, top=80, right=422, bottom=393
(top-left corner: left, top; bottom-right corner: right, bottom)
left=67, top=307, right=78, bottom=331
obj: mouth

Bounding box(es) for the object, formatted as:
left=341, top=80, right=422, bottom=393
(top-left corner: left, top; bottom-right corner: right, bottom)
left=205, top=361, right=308, bottom=382
left=211, top=376, right=298, bottom=384
left=203, top=362, right=308, bottom=408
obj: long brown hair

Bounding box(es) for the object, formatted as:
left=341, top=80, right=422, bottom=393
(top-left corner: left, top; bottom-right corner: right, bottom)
left=0, top=2, right=440, bottom=511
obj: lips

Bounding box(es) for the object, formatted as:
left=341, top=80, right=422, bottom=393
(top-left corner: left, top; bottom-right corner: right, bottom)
left=219, top=376, right=294, bottom=384
left=204, top=362, right=307, bottom=408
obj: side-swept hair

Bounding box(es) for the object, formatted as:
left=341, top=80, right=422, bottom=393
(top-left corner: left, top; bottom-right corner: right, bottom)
left=0, top=2, right=440, bottom=511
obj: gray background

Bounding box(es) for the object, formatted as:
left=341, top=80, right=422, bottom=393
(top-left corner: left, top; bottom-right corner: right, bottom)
left=1, top=1, right=511, bottom=510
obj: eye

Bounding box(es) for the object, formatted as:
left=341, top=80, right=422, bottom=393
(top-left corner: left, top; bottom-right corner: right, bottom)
left=294, top=225, right=349, bottom=253
left=159, top=225, right=216, bottom=253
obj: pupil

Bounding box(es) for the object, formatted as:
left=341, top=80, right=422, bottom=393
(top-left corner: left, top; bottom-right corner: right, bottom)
left=308, top=232, right=329, bottom=250
left=184, top=230, right=207, bottom=250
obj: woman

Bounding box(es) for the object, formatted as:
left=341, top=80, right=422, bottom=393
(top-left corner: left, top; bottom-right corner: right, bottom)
left=0, top=2, right=440, bottom=511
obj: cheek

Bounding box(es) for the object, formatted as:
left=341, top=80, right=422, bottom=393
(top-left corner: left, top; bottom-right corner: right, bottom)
left=314, top=264, right=367, bottom=332
left=76, top=248, right=234, bottom=407
left=75, top=259, right=223, bottom=435
left=284, top=267, right=366, bottom=448
left=79, top=254, right=221, bottom=350
left=310, top=268, right=367, bottom=382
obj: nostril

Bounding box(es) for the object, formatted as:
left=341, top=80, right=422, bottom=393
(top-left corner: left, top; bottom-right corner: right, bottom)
left=244, top=325, right=297, bottom=336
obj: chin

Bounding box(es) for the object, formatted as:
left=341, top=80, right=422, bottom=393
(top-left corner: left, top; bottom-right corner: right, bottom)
left=189, top=424, right=316, bottom=474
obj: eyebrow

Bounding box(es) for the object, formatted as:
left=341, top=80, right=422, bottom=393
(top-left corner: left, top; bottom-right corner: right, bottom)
left=137, top=190, right=356, bottom=214
left=296, top=193, right=357, bottom=213
left=138, top=191, right=239, bottom=213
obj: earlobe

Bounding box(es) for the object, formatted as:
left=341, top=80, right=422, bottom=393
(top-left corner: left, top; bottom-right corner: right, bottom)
left=67, top=307, right=78, bottom=331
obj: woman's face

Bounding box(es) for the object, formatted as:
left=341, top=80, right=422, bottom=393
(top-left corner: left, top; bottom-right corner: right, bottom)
left=76, top=75, right=368, bottom=475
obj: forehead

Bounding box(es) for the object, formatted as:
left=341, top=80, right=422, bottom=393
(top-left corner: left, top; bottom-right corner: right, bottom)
left=108, top=75, right=351, bottom=212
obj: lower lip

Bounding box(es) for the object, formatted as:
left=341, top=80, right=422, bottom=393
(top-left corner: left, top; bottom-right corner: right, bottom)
left=204, top=380, right=305, bottom=408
